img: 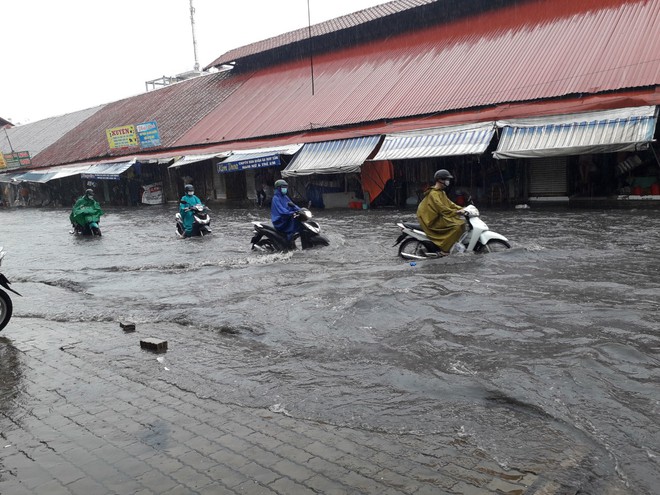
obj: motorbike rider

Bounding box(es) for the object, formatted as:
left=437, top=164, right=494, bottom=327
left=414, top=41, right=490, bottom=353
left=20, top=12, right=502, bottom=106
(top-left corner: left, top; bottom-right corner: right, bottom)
left=70, top=188, right=104, bottom=230
left=179, top=184, right=202, bottom=237
left=271, top=179, right=301, bottom=243
left=416, top=170, right=465, bottom=255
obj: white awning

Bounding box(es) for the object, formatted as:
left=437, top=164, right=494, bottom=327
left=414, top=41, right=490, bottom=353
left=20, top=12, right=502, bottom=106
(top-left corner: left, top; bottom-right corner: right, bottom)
left=371, top=122, right=496, bottom=160
left=282, top=136, right=381, bottom=177
left=494, top=106, right=658, bottom=159
left=80, top=161, right=134, bottom=180
left=217, top=144, right=303, bottom=173
left=48, top=164, right=95, bottom=181
left=169, top=152, right=230, bottom=169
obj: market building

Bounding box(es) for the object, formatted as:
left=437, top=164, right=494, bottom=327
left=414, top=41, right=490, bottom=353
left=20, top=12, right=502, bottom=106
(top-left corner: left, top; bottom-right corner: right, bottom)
left=1, top=0, right=659, bottom=209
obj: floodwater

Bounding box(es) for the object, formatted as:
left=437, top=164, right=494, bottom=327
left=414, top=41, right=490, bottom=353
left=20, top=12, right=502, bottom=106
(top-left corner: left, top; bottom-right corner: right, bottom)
left=1, top=204, right=659, bottom=494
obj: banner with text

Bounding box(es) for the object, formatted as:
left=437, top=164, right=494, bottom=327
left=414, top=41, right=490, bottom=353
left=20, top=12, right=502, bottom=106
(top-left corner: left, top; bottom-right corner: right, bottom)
left=106, top=125, right=138, bottom=149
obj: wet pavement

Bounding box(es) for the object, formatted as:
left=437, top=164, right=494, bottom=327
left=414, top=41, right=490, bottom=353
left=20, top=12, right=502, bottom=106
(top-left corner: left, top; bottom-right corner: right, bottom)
left=1, top=204, right=658, bottom=494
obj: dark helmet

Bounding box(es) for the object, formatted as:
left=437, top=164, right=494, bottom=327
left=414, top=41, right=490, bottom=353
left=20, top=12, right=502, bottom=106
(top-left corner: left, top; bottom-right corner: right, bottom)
left=85, top=188, right=94, bottom=197
left=184, top=184, right=194, bottom=192
left=274, top=179, right=288, bottom=189
left=433, top=169, right=454, bottom=182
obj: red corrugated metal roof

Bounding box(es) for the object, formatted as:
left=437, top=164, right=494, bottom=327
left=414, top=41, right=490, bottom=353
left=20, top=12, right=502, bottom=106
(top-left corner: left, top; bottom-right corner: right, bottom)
left=205, top=0, right=437, bottom=69
left=30, top=71, right=241, bottom=168
left=179, top=0, right=660, bottom=148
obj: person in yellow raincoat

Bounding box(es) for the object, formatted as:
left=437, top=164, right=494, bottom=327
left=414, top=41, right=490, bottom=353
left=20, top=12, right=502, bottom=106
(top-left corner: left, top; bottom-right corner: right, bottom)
left=416, top=169, right=465, bottom=255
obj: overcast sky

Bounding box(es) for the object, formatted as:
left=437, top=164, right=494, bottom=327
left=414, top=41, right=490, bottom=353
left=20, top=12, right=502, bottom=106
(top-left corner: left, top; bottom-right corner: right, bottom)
left=0, top=0, right=388, bottom=125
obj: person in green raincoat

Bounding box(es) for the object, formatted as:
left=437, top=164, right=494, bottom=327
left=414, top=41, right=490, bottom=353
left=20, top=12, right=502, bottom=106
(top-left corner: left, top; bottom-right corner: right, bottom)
left=416, top=169, right=465, bottom=255
left=70, top=189, right=104, bottom=234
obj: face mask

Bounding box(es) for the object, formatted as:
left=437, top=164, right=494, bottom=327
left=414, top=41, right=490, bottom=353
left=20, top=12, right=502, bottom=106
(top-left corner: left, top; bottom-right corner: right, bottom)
left=87, top=195, right=93, bottom=200
left=187, top=191, right=194, bottom=196
left=443, top=180, right=450, bottom=187
left=281, top=188, right=288, bottom=195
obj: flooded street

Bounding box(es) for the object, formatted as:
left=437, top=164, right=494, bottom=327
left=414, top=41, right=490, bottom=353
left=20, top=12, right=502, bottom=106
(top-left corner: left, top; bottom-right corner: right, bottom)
left=1, top=204, right=659, bottom=494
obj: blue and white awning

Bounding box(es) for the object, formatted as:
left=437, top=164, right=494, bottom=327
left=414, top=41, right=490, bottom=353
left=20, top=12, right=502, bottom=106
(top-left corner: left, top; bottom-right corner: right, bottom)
left=371, top=122, right=496, bottom=160
left=81, top=160, right=134, bottom=180
left=282, top=136, right=381, bottom=177
left=217, top=144, right=303, bottom=174
left=494, top=106, right=658, bottom=159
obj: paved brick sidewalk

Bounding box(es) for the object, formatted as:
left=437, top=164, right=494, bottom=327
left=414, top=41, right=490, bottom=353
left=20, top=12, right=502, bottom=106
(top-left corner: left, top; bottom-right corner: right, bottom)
left=0, top=318, right=589, bottom=494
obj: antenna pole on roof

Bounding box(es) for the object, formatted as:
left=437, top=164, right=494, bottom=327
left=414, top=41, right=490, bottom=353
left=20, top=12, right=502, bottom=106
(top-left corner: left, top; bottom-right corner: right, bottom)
left=307, top=0, right=315, bottom=96
left=189, top=0, right=200, bottom=72
left=3, top=127, right=15, bottom=153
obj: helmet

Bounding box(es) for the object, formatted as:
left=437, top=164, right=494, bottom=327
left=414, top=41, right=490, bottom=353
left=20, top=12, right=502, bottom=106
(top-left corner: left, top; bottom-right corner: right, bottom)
left=274, top=179, right=288, bottom=189
left=433, top=169, right=454, bottom=182
left=85, top=189, right=94, bottom=196
left=184, top=184, right=194, bottom=192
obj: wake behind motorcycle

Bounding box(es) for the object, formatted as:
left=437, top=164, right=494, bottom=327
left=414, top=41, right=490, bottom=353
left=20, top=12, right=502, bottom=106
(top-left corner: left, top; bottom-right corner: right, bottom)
left=0, top=246, right=21, bottom=332
left=176, top=204, right=212, bottom=237
left=251, top=208, right=329, bottom=252
left=395, top=205, right=510, bottom=260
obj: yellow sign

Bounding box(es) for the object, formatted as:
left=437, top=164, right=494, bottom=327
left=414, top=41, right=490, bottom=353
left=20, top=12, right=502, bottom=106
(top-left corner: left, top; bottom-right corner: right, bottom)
left=106, top=125, right=138, bottom=149
left=0, top=153, right=6, bottom=169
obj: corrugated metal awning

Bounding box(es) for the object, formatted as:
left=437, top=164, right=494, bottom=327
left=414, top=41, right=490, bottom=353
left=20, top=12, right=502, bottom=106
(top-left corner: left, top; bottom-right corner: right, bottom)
left=12, top=170, right=58, bottom=183
left=80, top=161, right=134, bottom=180
left=217, top=144, right=303, bottom=173
left=371, top=122, right=496, bottom=160
left=48, top=164, right=95, bottom=181
left=169, top=152, right=230, bottom=169
left=494, top=106, right=658, bottom=159
left=0, top=171, right=29, bottom=183
left=282, top=136, right=381, bottom=177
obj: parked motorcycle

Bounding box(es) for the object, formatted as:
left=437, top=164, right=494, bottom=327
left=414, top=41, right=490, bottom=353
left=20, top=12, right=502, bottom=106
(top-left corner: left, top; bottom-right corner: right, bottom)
left=176, top=204, right=212, bottom=237
left=0, top=246, right=21, bottom=332
left=251, top=208, right=329, bottom=252
left=394, top=205, right=510, bottom=260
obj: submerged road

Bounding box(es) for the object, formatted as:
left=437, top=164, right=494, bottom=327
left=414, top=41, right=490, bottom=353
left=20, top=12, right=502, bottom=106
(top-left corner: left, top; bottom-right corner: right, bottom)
left=1, top=204, right=658, bottom=494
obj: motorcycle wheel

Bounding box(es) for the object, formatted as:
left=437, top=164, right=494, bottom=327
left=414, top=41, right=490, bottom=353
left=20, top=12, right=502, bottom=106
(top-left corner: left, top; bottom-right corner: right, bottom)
left=254, top=239, right=277, bottom=253
left=398, top=238, right=431, bottom=259
left=92, top=227, right=102, bottom=236
left=477, top=239, right=510, bottom=254
left=0, top=290, right=12, bottom=332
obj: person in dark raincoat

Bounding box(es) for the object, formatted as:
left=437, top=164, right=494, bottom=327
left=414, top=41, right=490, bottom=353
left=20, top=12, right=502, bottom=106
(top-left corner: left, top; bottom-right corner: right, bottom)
left=271, top=179, right=300, bottom=241
left=70, top=189, right=104, bottom=229
left=416, top=169, right=465, bottom=254
left=179, top=184, right=202, bottom=237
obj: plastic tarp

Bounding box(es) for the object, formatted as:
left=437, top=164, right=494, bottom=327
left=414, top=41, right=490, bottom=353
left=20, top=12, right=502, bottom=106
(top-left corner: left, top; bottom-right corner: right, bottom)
left=494, top=106, right=658, bottom=159
left=371, top=122, right=496, bottom=160
left=169, top=152, right=230, bottom=169
left=80, top=161, right=134, bottom=180
left=11, top=171, right=58, bottom=183
left=0, top=172, right=28, bottom=183
left=361, top=160, right=394, bottom=204
left=282, top=136, right=381, bottom=177
left=48, top=164, right=96, bottom=181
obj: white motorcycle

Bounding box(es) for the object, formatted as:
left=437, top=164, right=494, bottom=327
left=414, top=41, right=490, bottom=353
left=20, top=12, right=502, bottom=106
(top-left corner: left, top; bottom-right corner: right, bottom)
left=394, top=205, right=510, bottom=260
left=176, top=204, right=212, bottom=237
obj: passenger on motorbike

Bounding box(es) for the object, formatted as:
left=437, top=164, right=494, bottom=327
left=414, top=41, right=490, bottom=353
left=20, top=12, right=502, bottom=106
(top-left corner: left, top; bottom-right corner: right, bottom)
left=416, top=170, right=465, bottom=255
left=70, top=188, right=104, bottom=231
left=179, top=184, right=202, bottom=237
left=271, top=179, right=301, bottom=242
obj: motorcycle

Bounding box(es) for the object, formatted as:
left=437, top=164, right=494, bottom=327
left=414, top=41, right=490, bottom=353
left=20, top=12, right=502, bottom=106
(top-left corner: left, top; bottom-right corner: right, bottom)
left=251, top=208, right=329, bottom=252
left=71, top=220, right=102, bottom=236
left=0, top=246, right=21, bottom=332
left=394, top=204, right=510, bottom=260
left=176, top=203, right=212, bottom=237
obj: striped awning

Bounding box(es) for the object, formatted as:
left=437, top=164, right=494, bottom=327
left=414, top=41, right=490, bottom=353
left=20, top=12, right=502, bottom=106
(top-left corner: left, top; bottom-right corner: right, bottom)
left=282, top=136, right=381, bottom=177
left=494, top=106, right=658, bottom=159
left=169, top=152, right=230, bottom=169
left=371, top=122, right=496, bottom=160
left=81, top=161, right=134, bottom=180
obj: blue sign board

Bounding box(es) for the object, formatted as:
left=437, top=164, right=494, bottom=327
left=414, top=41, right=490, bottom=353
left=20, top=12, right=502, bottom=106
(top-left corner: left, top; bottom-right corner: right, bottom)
left=217, top=154, right=281, bottom=173
left=136, top=121, right=161, bottom=148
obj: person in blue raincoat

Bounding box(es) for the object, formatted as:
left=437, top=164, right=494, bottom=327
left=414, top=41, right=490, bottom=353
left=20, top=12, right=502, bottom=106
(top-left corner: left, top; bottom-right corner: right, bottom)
left=179, top=184, right=202, bottom=237
left=271, top=179, right=300, bottom=241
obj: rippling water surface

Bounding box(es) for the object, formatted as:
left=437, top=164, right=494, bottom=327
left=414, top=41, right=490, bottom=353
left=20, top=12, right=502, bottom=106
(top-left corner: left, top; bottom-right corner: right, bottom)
left=1, top=204, right=659, bottom=493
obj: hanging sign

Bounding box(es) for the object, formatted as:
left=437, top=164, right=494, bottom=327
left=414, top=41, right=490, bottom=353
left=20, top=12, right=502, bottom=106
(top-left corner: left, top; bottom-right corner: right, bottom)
left=217, top=154, right=281, bottom=173
left=0, top=153, right=6, bottom=169
left=106, top=125, right=138, bottom=149
left=141, top=182, right=164, bottom=204
left=136, top=121, right=161, bottom=148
